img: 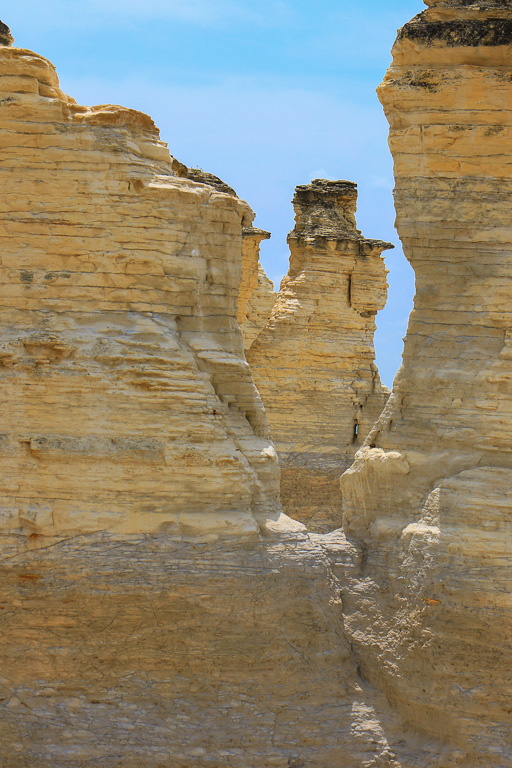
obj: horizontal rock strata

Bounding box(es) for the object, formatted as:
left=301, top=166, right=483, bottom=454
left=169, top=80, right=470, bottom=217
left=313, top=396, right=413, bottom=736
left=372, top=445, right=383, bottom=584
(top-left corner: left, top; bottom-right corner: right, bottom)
left=0, top=43, right=281, bottom=539
left=0, top=530, right=459, bottom=768
left=239, top=263, right=277, bottom=351
left=238, top=226, right=272, bottom=331
left=340, top=1, right=512, bottom=764
left=248, top=180, right=392, bottom=532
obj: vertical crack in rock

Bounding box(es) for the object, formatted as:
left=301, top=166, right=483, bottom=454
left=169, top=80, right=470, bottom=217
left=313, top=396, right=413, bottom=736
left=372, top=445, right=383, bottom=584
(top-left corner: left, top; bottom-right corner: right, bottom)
left=247, top=179, right=393, bottom=532
left=340, top=1, right=512, bottom=764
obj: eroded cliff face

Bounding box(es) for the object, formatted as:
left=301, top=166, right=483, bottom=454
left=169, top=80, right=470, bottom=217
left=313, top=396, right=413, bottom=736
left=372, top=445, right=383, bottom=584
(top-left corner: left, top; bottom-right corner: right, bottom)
left=239, top=263, right=277, bottom=350
left=0, top=42, right=282, bottom=540
left=340, top=1, right=512, bottom=764
left=248, top=180, right=392, bottom=532
left=238, top=227, right=271, bottom=327
left=1, top=14, right=508, bottom=768
left=183, top=171, right=276, bottom=353
left=0, top=32, right=439, bottom=768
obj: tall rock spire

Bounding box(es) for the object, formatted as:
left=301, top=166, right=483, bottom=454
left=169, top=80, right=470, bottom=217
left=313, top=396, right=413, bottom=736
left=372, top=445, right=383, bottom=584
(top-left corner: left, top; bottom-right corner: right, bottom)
left=248, top=179, right=393, bottom=532
left=340, top=1, right=512, bottom=765
left=0, top=20, right=13, bottom=46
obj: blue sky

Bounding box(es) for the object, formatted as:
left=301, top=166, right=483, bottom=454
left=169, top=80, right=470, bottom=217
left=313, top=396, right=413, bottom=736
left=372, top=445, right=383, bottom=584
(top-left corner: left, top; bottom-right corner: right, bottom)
left=5, top=0, right=425, bottom=387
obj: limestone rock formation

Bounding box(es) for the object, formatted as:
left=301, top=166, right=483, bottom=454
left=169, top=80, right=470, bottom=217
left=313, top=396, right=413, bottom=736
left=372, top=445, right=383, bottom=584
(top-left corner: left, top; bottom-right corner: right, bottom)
left=238, top=226, right=271, bottom=329
left=0, top=529, right=460, bottom=768
left=0, top=42, right=282, bottom=540
left=248, top=180, right=393, bottom=532
left=340, top=1, right=512, bottom=764
left=240, top=263, right=277, bottom=350
left=182, top=169, right=275, bottom=353
left=1, top=13, right=510, bottom=768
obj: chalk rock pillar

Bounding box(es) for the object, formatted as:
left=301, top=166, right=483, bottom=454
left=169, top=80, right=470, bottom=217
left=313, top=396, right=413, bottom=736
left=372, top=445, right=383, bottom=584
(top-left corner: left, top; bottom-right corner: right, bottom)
left=340, top=2, right=512, bottom=763
left=248, top=179, right=393, bottom=532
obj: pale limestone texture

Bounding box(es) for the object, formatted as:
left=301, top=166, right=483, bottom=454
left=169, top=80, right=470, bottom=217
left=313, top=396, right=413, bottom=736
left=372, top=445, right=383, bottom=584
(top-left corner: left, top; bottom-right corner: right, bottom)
left=0, top=36, right=454, bottom=768
left=340, top=2, right=512, bottom=764
left=238, top=227, right=271, bottom=327
left=248, top=180, right=392, bottom=532
left=180, top=171, right=276, bottom=354
left=1, top=11, right=511, bottom=767
left=239, top=263, right=277, bottom=350
left=0, top=44, right=282, bottom=539
left=0, top=530, right=461, bottom=768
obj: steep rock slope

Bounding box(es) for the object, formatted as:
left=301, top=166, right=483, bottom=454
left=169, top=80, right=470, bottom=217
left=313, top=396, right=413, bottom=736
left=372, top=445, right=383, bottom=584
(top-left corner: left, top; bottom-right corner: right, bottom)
left=340, top=2, right=512, bottom=764
left=0, top=41, right=281, bottom=539
left=248, top=180, right=392, bottom=532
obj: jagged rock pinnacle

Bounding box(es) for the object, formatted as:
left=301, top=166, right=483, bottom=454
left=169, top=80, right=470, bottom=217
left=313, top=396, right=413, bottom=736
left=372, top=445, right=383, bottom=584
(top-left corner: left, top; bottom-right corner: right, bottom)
left=0, top=20, right=13, bottom=46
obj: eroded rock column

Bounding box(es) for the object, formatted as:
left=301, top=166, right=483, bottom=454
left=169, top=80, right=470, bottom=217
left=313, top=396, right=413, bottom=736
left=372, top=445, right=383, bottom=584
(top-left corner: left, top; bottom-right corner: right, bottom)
left=0, top=42, right=281, bottom=540
left=340, top=2, right=512, bottom=764
left=248, top=180, right=392, bottom=532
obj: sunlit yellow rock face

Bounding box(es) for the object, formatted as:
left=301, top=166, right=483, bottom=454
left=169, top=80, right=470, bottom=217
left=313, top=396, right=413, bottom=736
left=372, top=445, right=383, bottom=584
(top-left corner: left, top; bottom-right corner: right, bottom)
left=2, top=7, right=511, bottom=766
left=0, top=44, right=281, bottom=539
left=340, top=1, right=512, bottom=764
left=248, top=180, right=392, bottom=532
left=238, top=227, right=271, bottom=328
left=239, top=262, right=277, bottom=350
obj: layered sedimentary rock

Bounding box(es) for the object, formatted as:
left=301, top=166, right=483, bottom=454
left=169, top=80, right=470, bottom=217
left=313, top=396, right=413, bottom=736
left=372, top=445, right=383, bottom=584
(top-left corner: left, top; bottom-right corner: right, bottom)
left=0, top=529, right=462, bottom=768
left=183, top=169, right=275, bottom=353
left=340, top=2, right=512, bottom=764
left=0, top=28, right=461, bottom=768
left=238, top=226, right=271, bottom=328
left=248, top=180, right=392, bottom=531
left=0, top=20, right=13, bottom=47
left=2, top=11, right=509, bottom=767
left=240, top=263, right=277, bottom=350
left=0, top=41, right=282, bottom=539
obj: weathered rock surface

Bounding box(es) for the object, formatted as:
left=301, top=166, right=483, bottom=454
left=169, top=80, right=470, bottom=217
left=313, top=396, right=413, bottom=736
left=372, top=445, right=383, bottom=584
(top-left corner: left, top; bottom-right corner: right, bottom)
left=340, top=1, right=512, bottom=764
left=0, top=43, right=281, bottom=539
left=0, top=529, right=460, bottom=768
left=238, top=226, right=271, bottom=331
left=239, top=263, right=277, bottom=351
left=181, top=170, right=275, bottom=353
left=0, top=20, right=13, bottom=47
left=248, top=180, right=392, bottom=532
left=1, top=12, right=509, bottom=768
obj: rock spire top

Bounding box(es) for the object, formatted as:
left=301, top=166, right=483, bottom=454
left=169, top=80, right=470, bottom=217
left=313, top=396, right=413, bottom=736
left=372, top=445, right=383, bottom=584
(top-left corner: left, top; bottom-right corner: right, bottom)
left=0, top=21, right=13, bottom=46
left=290, top=179, right=360, bottom=241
